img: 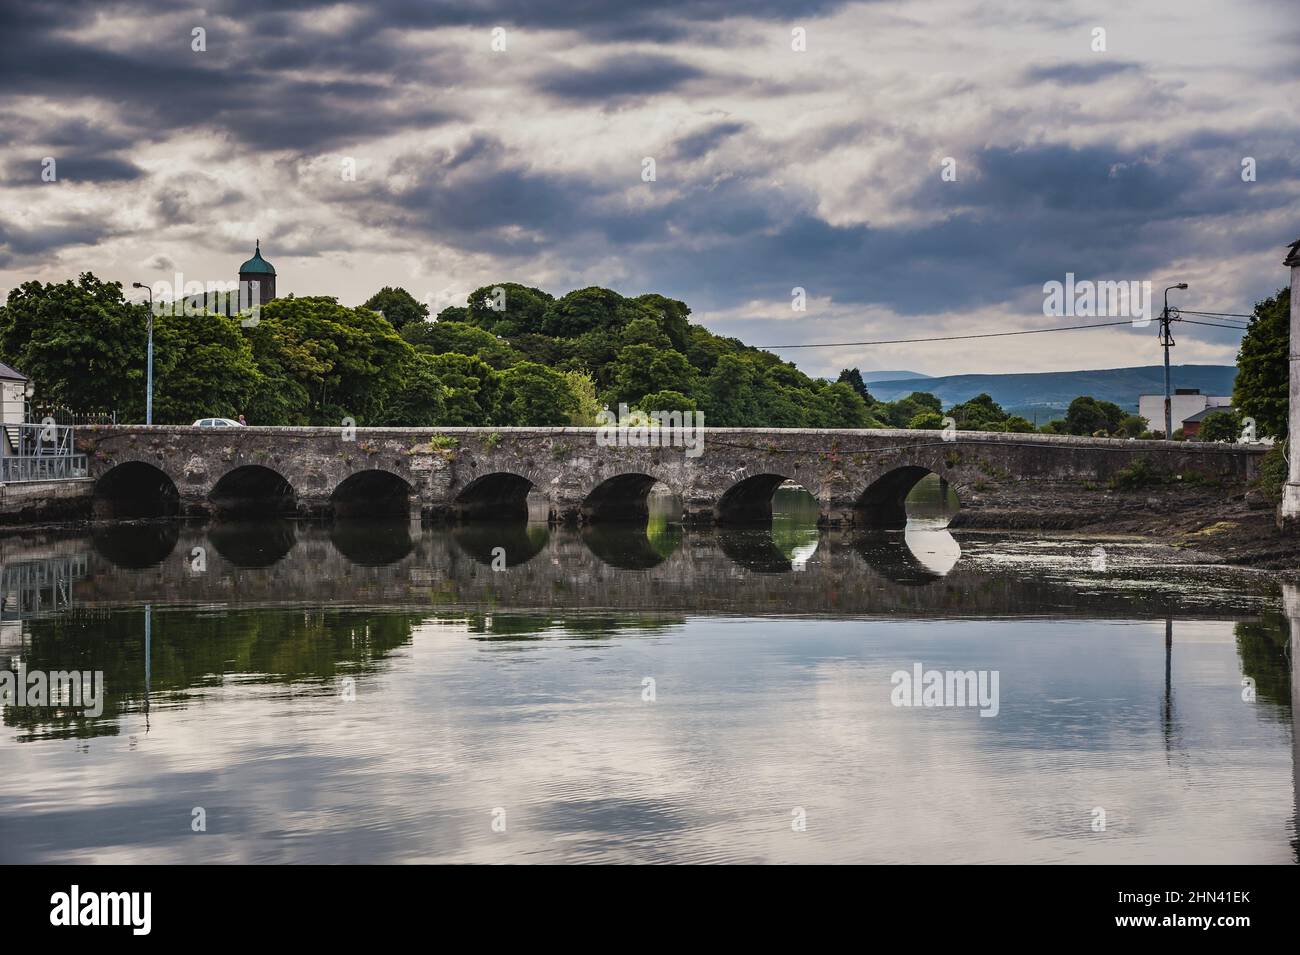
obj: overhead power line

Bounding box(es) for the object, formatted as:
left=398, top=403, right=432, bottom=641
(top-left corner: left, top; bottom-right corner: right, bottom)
left=756, top=308, right=1258, bottom=350
left=757, top=320, right=1132, bottom=349
left=1176, top=318, right=1249, bottom=331
left=1179, top=309, right=1255, bottom=319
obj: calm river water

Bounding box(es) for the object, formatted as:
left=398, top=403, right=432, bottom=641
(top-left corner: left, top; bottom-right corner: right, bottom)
left=0, top=482, right=1295, bottom=863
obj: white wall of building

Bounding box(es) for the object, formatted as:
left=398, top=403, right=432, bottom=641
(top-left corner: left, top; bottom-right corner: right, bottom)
left=1, top=379, right=25, bottom=427
left=1137, top=393, right=1231, bottom=434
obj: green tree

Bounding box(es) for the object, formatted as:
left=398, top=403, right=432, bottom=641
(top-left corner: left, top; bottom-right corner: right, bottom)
left=883, top=391, right=941, bottom=427
left=1197, top=409, right=1242, bottom=443
left=362, top=286, right=428, bottom=331
left=435, top=305, right=470, bottom=324
left=948, top=393, right=1009, bottom=430
left=245, top=296, right=411, bottom=425
left=682, top=325, right=727, bottom=375
left=811, top=380, right=877, bottom=428
left=562, top=370, right=602, bottom=425
left=701, top=353, right=758, bottom=425
left=0, top=273, right=146, bottom=416
left=636, top=390, right=697, bottom=414
left=377, top=352, right=447, bottom=426
left=909, top=410, right=945, bottom=430
left=607, top=344, right=696, bottom=407
left=836, top=368, right=875, bottom=405
left=1117, top=414, right=1147, bottom=438
left=1233, top=287, right=1289, bottom=439
left=402, top=320, right=521, bottom=369
left=620, top=316, right=672, bottom=350
left=632, top=293, right=692, bottom=352
left=540, top=287, right=653, bottom=339
left=1097, top=400, right=1127, bottom=434
left=1064, top=396, right=1111, bottom=435
left=425, top=352, right=500, bottom=425
left=466, top=283, right=554, bottom=337
left=498, top=361, right=577, bottom=425
left=151, top=310, right=262, bottom=424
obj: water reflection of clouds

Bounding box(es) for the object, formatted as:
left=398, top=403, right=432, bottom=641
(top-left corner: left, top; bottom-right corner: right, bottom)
left=1, top=614, right=1290, bottom=863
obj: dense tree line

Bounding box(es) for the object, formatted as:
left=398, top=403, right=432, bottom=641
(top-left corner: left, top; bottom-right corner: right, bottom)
left=0, top=276, right=875, bottom=427
left=0, top=275, right=1288, bottom=439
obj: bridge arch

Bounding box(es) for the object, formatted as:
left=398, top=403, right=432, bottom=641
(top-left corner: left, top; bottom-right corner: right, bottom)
left=92, top=521, right=180, bottom=568
left=581, top=472, right=677, bottom=524
left=454, top=472, right=534, bottom=521
left=207, top=520, right=297, bottom=568
left=331, top=469, right=413, bottom=518
left=452, top=523, right=549, bottom=567
left=716, top=473, right=791, bottom=524
left=209, top=465, right=297, bottom=518
left=94, top=461, right=180, bottom=519
left=331, top=519, right=414, bottom=565
left=856, top=466, right=960, bottom=529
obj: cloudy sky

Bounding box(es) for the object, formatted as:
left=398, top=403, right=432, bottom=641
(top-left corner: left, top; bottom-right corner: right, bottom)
left=2, top=0, right=1297, bottom=378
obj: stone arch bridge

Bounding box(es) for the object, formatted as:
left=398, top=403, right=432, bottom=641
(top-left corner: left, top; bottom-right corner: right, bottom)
left=78, top=426, right=1266, bottom=528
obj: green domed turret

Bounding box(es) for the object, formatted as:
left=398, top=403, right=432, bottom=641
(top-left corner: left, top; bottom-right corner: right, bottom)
left=239, top=239, right=276, bottom=275
left=238, top=240, right=277, bottom=303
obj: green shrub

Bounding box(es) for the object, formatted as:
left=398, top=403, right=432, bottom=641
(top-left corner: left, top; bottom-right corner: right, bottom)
left=1253, top=443, right=1287, bottom=503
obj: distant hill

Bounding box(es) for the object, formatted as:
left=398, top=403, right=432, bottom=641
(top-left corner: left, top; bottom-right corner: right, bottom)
left=860, top=370, right=930, bottom=383
left=868, top=365, right=1236, bottom=422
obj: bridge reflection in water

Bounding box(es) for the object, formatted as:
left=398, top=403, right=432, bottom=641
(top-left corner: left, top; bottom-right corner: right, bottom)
left=1, top=481, right=1296, bottom=864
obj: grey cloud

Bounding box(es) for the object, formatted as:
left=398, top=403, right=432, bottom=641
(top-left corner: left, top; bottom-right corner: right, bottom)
left=1022, top=61, right=1143, bottom=85
left=5, top=156, right=143, bottom=186
left=537, top=53, right=709, bottom=102
left=671, top=121, right=749, bottom=160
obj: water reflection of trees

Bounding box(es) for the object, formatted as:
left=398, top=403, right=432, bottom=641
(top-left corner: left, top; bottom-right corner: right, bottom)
left=1234, top=613, right=1292, bottom=716
left=716, top=529, right=793, bottom=573
left=6, top=607, right=421, bottom=740
left=582, top=519, right=681, bottom=570
left=460, top=612, right=681, bottom=641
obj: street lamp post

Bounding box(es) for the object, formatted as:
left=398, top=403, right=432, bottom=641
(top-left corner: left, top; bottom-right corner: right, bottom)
left=1160, top=283, right=1188, bottom=439
left=132, top=282, right=154, bottom=425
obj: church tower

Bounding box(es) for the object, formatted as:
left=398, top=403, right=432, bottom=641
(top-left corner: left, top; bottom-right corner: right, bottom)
left=238, top=239, right=277, bottom=305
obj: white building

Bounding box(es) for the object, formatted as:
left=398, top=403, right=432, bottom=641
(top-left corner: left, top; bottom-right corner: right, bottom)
left=1137, top=388, right=1231, bottom=436
left=0, top=362, right=29, bottom=456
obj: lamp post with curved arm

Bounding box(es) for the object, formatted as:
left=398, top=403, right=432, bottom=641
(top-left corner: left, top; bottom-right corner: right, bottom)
left=1161, top=283, right=1188, bottom=439
left=132, top=282, right=154, bottom=425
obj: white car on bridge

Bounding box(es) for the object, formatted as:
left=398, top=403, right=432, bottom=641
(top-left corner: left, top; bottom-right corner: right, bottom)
left=192, top=417, right=245, bottom=428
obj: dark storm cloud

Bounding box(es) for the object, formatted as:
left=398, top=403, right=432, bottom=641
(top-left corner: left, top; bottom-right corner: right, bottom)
left=919, top=143, right=1199, bottom=215
left=1022, top=61, right=1143, bottom=85
left=0, top=1, right=460, bottom=152
left=537, top=53, right=708, bottom=102
left=363, top=131, right=1289, bottom=317
left=0, top=218, right=127, bottom=258
left=5, top=0, right=1297, bottom=341
left=653, top=138, right=1284, bottom=314
left=671, top=121, right=749, bottom=160
left=4, top=156, right=144, bottom=186
left=257, top=0, right=858, bottom=43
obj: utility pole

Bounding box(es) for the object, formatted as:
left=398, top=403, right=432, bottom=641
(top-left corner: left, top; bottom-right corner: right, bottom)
left=1281, top=238, right=1300, bottom=531
left=1160, top=283, right=1188, bottom=438
left=132, top=282, right=154, bottom=425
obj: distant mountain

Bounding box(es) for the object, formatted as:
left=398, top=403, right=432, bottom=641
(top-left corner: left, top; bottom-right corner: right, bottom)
left=859, top=370, right=931, bottom=383
left=868, top=365, right=1236, bottom=420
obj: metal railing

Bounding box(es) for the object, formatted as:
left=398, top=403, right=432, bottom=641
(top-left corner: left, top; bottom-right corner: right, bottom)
left=0, top=554, right=89, bottom=619
left=0, top=453, right=89, bottom=482
left=29, top=405, right=116, bottom=427
left=1, top=422, right=88, bottom=482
